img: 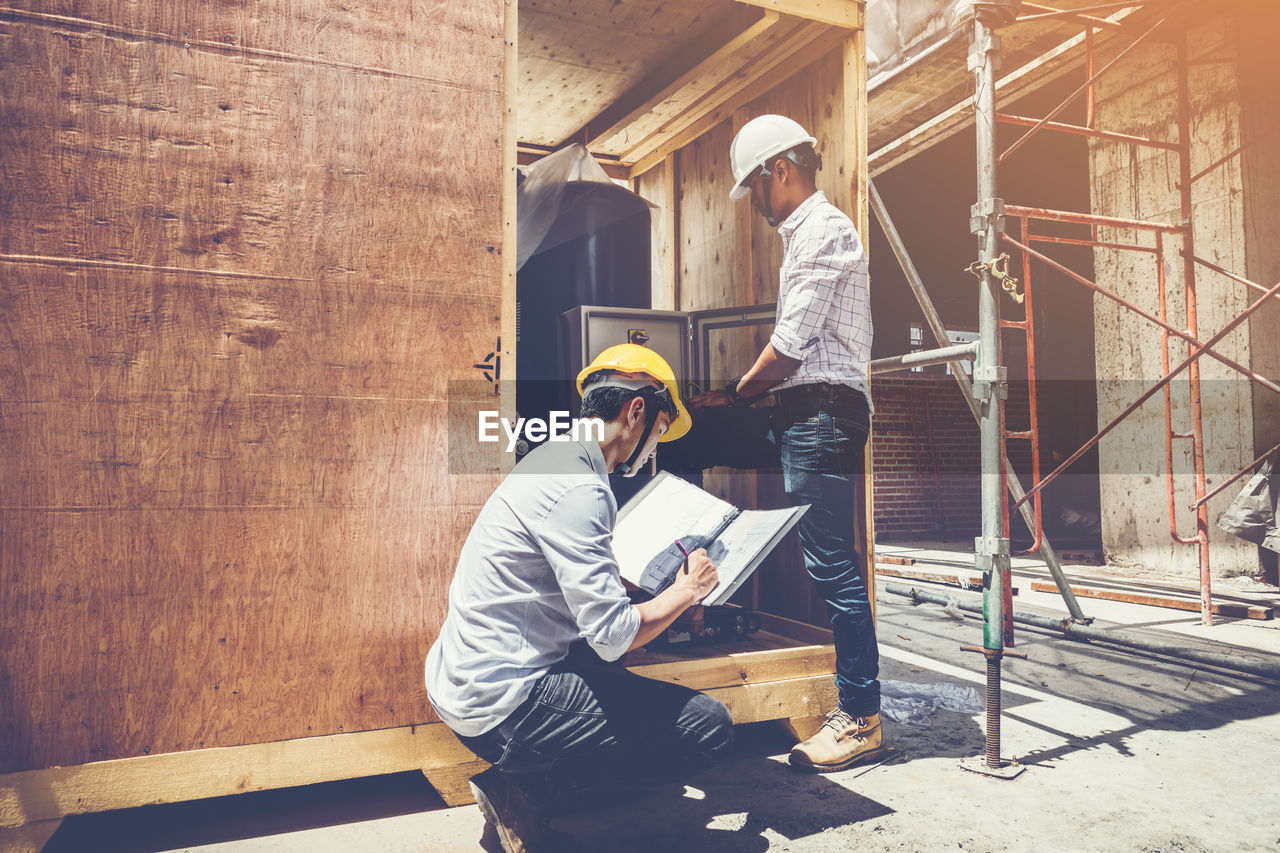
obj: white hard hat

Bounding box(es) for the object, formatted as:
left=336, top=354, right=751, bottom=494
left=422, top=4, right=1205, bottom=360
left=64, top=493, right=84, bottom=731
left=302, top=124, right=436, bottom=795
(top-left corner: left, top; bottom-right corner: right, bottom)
left=728, top=115, right=817, bottom=202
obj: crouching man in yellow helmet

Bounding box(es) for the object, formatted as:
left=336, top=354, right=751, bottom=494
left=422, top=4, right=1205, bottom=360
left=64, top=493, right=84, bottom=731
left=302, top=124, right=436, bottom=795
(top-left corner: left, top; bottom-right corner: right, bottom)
left=425, top=344, right=730, bottom=853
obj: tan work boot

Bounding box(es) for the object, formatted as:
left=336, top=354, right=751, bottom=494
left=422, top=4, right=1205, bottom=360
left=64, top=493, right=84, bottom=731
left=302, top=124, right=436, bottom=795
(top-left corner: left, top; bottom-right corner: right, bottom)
left=470, top=768, right=580, bottom=853
left=788, top=709, right=886, bottom=773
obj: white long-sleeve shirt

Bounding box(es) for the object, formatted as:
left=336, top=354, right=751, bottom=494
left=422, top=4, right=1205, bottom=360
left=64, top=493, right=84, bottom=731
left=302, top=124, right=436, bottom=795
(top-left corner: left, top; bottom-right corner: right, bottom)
left=424, top=438, right=641, bottom=737
left=770, top=190, right=874, bottom=411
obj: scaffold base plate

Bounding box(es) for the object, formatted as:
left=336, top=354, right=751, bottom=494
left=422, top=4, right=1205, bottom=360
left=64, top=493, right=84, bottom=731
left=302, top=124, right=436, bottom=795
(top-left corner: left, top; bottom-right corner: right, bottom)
left=959, top=755, right=1026, bottom=779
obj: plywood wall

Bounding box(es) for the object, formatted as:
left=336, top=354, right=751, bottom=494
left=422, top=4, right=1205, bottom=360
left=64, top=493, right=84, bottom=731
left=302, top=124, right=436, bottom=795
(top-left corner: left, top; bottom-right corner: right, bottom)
left=0, top=2, right=506, bottom=772
left=634, top=154, right=678, bottom=311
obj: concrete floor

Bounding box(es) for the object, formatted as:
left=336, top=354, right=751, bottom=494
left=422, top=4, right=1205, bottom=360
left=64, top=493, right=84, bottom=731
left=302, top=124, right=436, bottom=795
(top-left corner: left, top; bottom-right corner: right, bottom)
left=40, top=547, right=1280, bottom=853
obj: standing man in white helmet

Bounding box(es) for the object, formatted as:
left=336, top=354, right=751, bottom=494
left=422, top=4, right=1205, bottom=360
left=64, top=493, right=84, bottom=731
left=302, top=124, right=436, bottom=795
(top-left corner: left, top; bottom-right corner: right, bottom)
left=679, top=114, right=882, bottom=772
left=426, top=344, right=731, bottom=853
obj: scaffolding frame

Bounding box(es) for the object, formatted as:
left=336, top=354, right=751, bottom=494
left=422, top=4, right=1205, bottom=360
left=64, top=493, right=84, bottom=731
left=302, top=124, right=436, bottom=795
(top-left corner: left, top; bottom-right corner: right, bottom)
left=993, top=0, right=1280, bottom=631
left=874, top=0, right=1280, bottom=773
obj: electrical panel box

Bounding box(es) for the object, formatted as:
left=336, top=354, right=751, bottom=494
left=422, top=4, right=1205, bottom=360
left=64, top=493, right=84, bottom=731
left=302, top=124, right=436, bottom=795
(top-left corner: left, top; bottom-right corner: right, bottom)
left=561, top=304, right=777, bottom=399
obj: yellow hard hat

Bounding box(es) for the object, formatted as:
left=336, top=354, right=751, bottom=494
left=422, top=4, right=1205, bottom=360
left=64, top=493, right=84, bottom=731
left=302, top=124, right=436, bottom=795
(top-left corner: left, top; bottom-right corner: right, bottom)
left=575, top=343, right=692, bottom=442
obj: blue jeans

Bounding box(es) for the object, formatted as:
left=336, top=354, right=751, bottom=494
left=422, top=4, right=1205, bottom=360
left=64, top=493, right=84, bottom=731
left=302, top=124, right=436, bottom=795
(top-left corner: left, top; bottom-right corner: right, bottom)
left=660, top=386, right=880, bottom=718
left=775, top=386, right=880, bottom=718
left=456, top=642, right=733, bottom=810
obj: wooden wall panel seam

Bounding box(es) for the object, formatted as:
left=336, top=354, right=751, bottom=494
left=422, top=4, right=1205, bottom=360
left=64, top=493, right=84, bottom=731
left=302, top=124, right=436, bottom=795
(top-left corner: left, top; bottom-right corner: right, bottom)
left=0, top=7, right=499, bottom=90
left=0, top=257, right=499, bottom=301
left=0, top=254, right=312, bottom=284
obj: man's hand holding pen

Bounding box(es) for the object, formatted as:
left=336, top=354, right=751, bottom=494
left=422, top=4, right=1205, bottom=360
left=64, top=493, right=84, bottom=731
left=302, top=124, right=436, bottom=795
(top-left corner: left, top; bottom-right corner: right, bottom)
left=673, top=540, right=718, bottom=602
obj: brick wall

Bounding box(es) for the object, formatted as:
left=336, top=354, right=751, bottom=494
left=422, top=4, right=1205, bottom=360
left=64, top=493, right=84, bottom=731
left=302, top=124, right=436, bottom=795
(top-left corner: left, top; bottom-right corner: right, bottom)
left=872, top=373, right=1033, bottom=540
left=872, top=374, right=976, bottom=539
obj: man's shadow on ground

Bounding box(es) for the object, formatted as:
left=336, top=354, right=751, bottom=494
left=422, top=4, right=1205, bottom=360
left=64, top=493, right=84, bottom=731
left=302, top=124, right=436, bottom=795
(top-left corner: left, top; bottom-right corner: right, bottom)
left=550, top=710, right=982, bottom=853
left=41, top=671, right=988, bottom=853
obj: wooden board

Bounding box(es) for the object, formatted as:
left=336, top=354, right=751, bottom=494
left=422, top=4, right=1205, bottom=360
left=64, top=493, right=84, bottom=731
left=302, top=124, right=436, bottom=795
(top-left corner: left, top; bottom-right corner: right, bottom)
left=581, top=6, right=780, bottom=152
left=0, top=613, right=837, bottom=822
left=0, top=724, right=476, bottom=828
left=421, top=672, right=842, bottom=808
left=0, top=2, right=506, bottom=773
left=633, top=155, right=679, bottom=312
left=626, top=635, right=836, bottom=690
left=1028, top=582, right=1274, bottom=620
left=501, top=0, right=519, bottom=436
left=626, top=23, right=852, bottom=177
left=592, top=15, right=811, bottom=159
left=431, top=612, right=839, bottom=807
left=678, top=121, right=745, bottom=312
left=0, top=819, right=62, bottom=853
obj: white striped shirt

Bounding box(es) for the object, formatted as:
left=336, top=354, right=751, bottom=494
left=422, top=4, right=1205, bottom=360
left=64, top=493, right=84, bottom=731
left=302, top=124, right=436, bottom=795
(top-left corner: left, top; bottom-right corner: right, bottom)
left=424, top=439, right=641, bottom=737
left=770, top=190, right=874, bottom=412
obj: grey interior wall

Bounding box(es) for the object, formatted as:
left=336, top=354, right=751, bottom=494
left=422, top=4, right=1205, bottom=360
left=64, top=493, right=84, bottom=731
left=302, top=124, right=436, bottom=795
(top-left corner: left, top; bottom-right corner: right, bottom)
left=1088, top=13, right=1258, bottom=577
left=1238, top=14, right=1280, bottom=460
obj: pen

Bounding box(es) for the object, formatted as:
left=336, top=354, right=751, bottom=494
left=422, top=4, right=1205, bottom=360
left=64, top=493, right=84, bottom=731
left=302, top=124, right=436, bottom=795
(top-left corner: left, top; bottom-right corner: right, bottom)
left=674, top=539, right=689, bottom=574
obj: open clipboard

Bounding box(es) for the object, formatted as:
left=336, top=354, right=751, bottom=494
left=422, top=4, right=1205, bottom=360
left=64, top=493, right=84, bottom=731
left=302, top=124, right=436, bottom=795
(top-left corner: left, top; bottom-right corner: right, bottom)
left=612, top=472, right=808, bottom=607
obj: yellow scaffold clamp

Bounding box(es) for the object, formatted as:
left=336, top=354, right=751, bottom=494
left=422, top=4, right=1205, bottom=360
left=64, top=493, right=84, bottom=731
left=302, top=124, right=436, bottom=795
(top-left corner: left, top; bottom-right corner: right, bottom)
left=966, top=253, right=1023, bottom=304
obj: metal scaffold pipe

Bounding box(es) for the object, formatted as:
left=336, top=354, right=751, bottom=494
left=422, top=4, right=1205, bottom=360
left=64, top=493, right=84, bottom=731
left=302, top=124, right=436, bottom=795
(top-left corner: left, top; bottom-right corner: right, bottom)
left=884, top=583, right=1280, bottom=683
left=1175, top=37, right=1213, bottom=627
left=973, top=17, right=1004, bottom=638
left=869, top=342, right=979, bottom=374
left=953, top=2, right=1023, bottom=776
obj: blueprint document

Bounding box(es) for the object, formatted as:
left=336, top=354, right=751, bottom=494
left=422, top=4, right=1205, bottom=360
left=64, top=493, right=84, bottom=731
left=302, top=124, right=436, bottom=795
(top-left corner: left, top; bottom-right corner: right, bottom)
left=612, top=473, right=807, bottom=606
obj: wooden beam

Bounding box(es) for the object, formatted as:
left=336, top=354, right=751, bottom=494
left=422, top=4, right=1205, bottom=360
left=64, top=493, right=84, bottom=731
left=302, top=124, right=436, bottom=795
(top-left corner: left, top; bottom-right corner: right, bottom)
left=628, top=23, right=849, bottom=177
left=843, top=26, right=877, bottom=625
left=876, top=565, right=1021, bottom=593
left=709, top=674, right=840, bottom=723
left=502, top=0, right=520, bottom=456
left=628, top=643, right=836, bottom=690
left=425, top=670, right=841, bottom=808
left=0, top=723, right=474, bottom=828
left=733, top=107, right=755, bottom=313
left=624, top=21, right=830, bottom=167
left=1028, top=582, right=1274, bottom=620
left=0, top=819, right=62, bottom=853
left=660, top=153, right=680, bottom=308
left=755, top=612, right=835, bottom=644
left=581, top=8, right=781, bottom=152
left=422, top=758, right=490, bottom=808
left=733, top=0, right=864, bottom=29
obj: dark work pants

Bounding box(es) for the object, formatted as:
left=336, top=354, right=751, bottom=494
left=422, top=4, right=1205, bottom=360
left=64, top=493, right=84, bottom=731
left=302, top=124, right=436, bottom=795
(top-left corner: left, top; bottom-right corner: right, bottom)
left=456, top=643, right=734, bottom=810
left=661, top=388, right=881, bottom=717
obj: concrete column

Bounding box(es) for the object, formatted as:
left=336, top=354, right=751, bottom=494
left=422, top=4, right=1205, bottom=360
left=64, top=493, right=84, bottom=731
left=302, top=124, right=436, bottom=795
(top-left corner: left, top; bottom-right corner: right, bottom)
left=1088, top=12, right=1262, bottom=577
